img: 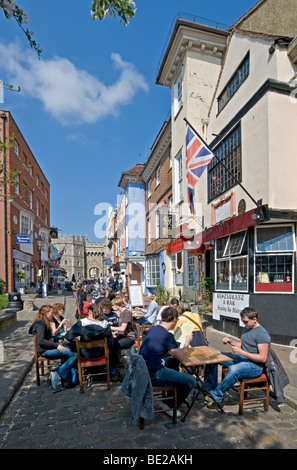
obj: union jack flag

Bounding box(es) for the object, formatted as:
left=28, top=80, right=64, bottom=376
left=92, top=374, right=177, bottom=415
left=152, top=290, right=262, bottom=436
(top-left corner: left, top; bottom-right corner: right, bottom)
left=186, top=123, right=214, bottom=213
left=52, top=246, right=66, bottom=268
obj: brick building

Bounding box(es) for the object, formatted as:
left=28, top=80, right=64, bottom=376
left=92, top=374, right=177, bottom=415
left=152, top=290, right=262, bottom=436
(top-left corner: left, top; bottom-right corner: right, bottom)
left=141, top=118, right=173, bottom=293
left=0, top=110, right=50, bottom=292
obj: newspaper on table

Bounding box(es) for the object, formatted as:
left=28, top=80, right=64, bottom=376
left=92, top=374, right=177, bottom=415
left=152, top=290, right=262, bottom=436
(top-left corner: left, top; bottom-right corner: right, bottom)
left=174, top=322, right=194, bottom=345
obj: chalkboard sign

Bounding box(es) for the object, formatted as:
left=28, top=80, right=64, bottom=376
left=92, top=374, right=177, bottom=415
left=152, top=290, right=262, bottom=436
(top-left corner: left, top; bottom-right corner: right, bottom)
left=129, top=284, right=144, bottom=307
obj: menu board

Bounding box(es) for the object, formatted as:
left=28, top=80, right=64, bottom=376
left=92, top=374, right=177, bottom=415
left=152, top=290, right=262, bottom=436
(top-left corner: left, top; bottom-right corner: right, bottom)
left=129, top=284, right=144, bottom=307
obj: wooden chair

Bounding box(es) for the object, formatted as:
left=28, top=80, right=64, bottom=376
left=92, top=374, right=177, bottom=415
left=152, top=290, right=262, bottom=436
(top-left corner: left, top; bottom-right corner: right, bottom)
left=33, top=336, right=63, bottom=386
left=222, top=367, right=270, bottom=415
left=134, top=323, right=141, bottom=352
left=75, top=337, right=110, bottom=392
left=140, top=385, right=178, bottom=429
left=139, top=323, right=152, bottom=343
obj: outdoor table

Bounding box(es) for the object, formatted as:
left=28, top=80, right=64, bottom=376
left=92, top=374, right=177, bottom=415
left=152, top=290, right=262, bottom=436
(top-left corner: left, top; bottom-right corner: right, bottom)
left=171, top=346, right=233, bottom=421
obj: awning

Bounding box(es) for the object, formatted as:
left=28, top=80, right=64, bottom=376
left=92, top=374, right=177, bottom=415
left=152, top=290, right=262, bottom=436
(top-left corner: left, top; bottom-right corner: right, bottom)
left=168, top=208, right=258, bottom=253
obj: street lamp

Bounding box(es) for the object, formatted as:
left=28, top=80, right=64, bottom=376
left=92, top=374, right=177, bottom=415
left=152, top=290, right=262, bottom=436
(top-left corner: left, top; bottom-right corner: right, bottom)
left=37, top=236, right=43, bottom=297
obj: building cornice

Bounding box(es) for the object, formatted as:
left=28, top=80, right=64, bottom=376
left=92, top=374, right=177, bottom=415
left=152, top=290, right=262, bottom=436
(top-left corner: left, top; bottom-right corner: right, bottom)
left=156, top=19, right=229, bottom=86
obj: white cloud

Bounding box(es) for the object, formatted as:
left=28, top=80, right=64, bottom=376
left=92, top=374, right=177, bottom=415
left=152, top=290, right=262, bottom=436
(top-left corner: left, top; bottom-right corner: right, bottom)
left=0, top=41, right=149, bottom=125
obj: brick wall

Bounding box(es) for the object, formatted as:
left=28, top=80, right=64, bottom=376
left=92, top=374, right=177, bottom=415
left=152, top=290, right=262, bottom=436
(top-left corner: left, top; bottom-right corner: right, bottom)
left=0, top=111, right=50, bottom=291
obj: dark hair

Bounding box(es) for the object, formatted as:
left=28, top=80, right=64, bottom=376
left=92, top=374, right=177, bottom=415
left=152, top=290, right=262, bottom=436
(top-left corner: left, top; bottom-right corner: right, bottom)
left=93, top=303, right=105, bottom=321
left=161, top=306, right=178, bottom=323
left=240, top=307, right=258, bottom=320
left=100, top=298, right=112, bottom=310
left=170, top=298, right=179, bottom=306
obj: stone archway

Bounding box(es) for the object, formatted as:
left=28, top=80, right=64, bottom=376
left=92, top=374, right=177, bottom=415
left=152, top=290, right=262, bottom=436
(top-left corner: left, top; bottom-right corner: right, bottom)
left=89, top=267, right=99, bottom=278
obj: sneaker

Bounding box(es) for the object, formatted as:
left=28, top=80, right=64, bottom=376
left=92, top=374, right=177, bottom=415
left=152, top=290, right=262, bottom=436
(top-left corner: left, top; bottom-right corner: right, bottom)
left=50, top=371, right=61, bottom=390
left=158, top=401, right=181, bottom=418
left=165, top=409, right=181, bottom=418
left=209, top=390, right=223, bottom=403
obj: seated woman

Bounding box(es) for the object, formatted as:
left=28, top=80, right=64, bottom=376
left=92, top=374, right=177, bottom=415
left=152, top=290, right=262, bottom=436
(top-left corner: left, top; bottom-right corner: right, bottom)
left=174, top=301, right=206, bottom=347
left=51, top=303, right=69, bottom=340
left=134, top=293, right=158, bottom=325
left=29, top=305, right=77, bottom=390
left=111, top=298, right=136, bottom=350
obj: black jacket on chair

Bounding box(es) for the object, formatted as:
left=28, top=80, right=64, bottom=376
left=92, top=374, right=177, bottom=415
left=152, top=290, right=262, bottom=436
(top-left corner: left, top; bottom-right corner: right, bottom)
left=65, top=321, right=114, bottom=358
left=265, top=348, right=289, bottom=403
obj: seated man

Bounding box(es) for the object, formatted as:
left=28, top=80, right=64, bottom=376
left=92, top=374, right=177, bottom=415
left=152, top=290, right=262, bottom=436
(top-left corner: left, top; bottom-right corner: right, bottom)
left=111, top=298, right=136, bottom=350
left=206, top=307, right=271, bottom=402
left=139, top=306, right=196, bottom=417
left=100, top=298, right=119, bottom=326
left=134, top=293, right=158, bottom=325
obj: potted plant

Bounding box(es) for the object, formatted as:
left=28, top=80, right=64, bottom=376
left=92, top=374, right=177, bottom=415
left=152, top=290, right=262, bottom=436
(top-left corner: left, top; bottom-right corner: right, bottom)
left=16, top=271, right=26, bottom=281
left=200, top=277, right=214, bottom=303
left=154, top=281, right=171, bottom=306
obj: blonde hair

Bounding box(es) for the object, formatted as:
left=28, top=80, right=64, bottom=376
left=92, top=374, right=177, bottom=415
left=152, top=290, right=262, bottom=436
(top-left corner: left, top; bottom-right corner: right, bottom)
left=146, top=293, right=155, bottom=300
left=112, top=298, right=125, bottom=308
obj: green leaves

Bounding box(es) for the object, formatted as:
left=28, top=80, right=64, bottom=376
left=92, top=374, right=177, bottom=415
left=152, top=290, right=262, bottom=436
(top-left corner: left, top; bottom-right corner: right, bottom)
left=91, top=0, right=136, bottom=25
left=0, top=1, right=136, bottom=59
left=0, top=0, right=42, bottom=56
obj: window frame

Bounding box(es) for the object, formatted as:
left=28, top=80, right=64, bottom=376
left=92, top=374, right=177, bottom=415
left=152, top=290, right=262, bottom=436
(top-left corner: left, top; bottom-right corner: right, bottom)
left=217, top=52, right=250, bottom=114
left=215, top=230, right=248, bottom=293
left=147, top=180, right=151, bottom=199
left=186, top=252, right=195, bottom=288
left=254, top=224, right=295, bottom=294
left=146, top=256, right=160, bottom=287
left=208, top=124, right=242, bottom=202
left=174, top=71, right=183, bottom=117
left=175, top=152, right=183, bottom=204
left=156, top=165, right=160, bottom=187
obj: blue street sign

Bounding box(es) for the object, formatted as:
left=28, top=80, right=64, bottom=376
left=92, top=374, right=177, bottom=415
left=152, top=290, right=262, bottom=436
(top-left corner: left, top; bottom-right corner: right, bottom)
left=16, top=235, right=31, bottom=244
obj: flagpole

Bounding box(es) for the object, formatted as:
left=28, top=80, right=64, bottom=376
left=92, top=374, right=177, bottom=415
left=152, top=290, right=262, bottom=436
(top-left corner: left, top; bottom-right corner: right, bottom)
left=184, top=117, right=261, bottom=209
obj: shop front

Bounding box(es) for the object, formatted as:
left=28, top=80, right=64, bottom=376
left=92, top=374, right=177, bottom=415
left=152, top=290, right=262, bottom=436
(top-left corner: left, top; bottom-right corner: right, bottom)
left=195, top=209, right=297, bottom=345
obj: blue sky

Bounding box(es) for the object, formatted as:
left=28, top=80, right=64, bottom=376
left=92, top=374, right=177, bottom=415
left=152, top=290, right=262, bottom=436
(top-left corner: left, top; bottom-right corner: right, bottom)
left=0, top=0, right=257, bottom=242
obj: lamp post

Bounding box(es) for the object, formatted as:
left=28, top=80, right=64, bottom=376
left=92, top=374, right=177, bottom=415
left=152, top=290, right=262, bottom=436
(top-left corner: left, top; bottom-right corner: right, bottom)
left=37, top=236, right=43, bottom=297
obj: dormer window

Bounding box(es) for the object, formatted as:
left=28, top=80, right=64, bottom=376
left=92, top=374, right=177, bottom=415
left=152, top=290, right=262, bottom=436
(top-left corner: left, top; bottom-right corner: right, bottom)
left=174, top=71, right=183, bottom=116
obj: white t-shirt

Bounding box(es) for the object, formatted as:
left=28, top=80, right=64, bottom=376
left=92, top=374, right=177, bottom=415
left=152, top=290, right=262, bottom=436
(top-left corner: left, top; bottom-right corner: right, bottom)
left=80, top=317, right=109, bottom=328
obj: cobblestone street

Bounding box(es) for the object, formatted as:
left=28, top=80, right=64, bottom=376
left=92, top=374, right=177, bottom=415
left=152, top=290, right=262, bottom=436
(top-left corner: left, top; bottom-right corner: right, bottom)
left=0, top=356, right=296, bottom=451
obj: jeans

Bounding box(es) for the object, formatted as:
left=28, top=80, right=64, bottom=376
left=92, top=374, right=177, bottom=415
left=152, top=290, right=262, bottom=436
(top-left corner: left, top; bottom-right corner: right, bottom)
left=42, top=346, right=77, bottom=380
left=134, top=317, right=152, bottom=325
left=205, top=353, right=263, bottom=400
left=151, top=360, right=196, bottom=408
